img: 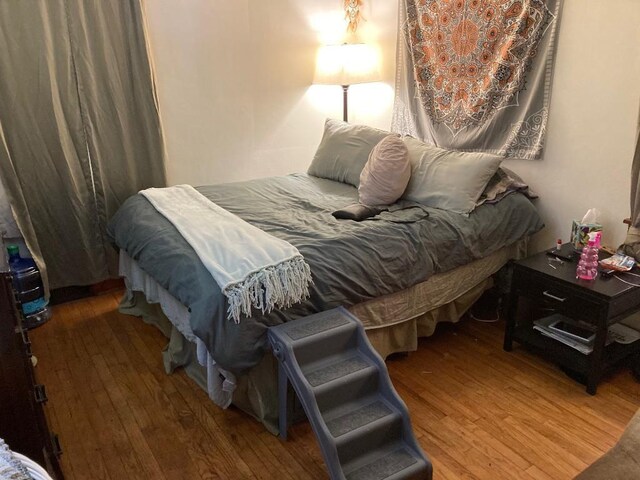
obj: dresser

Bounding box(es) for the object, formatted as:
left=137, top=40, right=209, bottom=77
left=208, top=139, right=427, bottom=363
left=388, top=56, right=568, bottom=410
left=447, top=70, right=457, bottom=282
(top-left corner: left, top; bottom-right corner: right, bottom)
left=0, top=270, right=63, bottom=478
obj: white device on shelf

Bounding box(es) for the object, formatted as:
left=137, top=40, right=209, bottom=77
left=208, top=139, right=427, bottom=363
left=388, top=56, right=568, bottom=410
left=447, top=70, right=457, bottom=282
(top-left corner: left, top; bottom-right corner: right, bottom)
left=548, top=317, right=596, bottom=345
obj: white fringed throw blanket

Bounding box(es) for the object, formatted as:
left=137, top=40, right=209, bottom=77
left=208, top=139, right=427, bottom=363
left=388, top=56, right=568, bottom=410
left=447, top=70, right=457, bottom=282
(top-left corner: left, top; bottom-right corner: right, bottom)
left=140, top=185, right=312, bottom=323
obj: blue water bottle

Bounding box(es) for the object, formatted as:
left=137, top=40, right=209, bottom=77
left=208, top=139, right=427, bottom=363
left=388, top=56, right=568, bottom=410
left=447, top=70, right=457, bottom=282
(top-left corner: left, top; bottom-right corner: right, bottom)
left=7, top=244, right=51, bottom=328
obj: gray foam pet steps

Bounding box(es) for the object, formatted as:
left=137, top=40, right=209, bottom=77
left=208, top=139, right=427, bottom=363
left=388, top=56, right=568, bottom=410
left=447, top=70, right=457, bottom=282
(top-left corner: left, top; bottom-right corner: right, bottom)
left=268, top=307, right=432, bottom=480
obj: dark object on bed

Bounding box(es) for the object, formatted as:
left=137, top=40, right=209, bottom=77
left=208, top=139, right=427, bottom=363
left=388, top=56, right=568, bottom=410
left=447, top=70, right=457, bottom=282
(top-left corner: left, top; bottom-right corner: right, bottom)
left=332, top=203, right=387, bottom=221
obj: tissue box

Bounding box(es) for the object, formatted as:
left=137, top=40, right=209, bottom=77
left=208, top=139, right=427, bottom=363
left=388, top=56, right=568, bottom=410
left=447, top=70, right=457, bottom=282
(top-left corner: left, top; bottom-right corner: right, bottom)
left=571, top=220, right=602, bottom=251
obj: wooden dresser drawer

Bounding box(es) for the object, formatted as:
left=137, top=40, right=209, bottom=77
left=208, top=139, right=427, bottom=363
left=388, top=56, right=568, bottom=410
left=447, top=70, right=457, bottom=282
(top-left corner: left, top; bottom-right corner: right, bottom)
left=512, top=268, right=602, bottom=324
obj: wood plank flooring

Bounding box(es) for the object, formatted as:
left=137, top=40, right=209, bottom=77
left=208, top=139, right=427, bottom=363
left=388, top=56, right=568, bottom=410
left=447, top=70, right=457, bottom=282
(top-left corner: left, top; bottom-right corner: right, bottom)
left=29, top=291, right=640, bottom=479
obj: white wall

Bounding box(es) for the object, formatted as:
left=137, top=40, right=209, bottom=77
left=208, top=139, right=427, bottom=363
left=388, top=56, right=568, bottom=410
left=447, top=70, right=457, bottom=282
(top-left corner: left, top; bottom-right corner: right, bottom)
left=143, top=0, right=397, bottom=185
left=144, top=0, right=640, bottom=252
left=504, top=0, right=640, bottom=251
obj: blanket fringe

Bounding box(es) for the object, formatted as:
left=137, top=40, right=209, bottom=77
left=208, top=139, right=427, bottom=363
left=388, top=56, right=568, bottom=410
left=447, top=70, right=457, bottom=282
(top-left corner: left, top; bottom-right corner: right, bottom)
left=224, top=256, right=312, bottom=323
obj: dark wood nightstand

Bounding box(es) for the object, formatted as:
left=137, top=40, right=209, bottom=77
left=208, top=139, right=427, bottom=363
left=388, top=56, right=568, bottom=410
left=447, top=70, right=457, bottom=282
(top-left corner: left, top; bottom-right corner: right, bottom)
left=503, top=247, right=640, bottom=394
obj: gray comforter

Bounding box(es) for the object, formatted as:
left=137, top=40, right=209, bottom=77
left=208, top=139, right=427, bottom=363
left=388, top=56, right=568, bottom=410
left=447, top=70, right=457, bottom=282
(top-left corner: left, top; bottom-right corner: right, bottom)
left=108, top=173, right=543, bottom=374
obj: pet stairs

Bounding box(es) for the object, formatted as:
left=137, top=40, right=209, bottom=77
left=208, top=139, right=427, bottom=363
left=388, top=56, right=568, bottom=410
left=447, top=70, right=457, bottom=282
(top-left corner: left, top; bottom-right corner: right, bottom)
left=268, top=307, right=432, bottom=480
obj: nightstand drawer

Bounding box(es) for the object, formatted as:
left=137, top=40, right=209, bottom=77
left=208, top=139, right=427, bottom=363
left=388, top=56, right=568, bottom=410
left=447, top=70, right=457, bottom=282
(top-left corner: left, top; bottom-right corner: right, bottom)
left=513, top=269, right=601, bottom=323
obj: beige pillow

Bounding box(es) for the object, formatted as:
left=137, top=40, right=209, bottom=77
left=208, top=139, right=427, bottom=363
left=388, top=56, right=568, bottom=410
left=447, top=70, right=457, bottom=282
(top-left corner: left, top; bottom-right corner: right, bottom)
left=358, top=135, right=411, bottom=206
left=402, top=136, right=503, bottom=214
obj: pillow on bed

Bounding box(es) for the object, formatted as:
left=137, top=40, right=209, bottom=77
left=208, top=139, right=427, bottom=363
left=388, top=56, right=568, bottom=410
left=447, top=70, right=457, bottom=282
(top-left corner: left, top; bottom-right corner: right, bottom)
left=358, top=134, right=411, bottom=206
left=307, top=118, right=390, bottom=187
left=477, top=167, right=538, bottom=205
left=402, top=136, right=503, bottom=214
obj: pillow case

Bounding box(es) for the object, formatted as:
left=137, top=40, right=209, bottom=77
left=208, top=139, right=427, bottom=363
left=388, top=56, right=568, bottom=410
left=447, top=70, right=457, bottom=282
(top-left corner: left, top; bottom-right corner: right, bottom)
left=358, top=134, right=411, bottom=206
left=402, top=136, right=503, bottom=214
left=477, top=167, right=538, bottom=206
left=307, top=118, right=389, bottom=187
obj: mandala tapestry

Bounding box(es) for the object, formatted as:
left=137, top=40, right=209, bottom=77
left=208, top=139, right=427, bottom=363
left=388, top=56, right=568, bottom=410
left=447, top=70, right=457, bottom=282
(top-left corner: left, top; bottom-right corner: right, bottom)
left=392, top=0, right=563, bottom=159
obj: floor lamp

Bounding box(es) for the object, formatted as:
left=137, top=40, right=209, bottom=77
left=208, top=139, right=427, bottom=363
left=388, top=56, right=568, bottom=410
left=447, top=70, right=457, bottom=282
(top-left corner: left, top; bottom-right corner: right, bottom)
left=313, top=43, right=380, bottom=123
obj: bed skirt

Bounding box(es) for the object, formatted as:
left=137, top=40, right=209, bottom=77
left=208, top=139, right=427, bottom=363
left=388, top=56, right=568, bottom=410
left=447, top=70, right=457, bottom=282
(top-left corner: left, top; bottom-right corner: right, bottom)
left=119, top=238, right=528, bottom=433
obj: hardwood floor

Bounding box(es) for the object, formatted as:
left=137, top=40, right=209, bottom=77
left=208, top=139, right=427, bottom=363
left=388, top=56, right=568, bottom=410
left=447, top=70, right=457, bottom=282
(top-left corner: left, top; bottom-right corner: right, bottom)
left=29, top=291, right=639, bottom=480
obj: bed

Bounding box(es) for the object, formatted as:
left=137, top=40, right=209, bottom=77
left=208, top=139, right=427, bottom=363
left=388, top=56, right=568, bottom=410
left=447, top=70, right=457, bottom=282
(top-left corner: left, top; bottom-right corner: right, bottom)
left=107, top=120, right=543, bottom=432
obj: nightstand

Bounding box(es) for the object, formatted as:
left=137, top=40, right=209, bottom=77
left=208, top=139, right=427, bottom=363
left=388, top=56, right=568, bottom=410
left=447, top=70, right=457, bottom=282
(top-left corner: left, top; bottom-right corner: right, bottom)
left=503, top=247, right=640, bottom=394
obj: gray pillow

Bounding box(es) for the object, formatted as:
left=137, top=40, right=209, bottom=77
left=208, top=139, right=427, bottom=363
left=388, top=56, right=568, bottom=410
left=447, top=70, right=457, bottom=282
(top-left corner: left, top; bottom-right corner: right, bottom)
left=307, top=119, right=389, bottom=187
left=402, top=136, right=503, bottom=214
left=477, top=167, right=538, bottom=205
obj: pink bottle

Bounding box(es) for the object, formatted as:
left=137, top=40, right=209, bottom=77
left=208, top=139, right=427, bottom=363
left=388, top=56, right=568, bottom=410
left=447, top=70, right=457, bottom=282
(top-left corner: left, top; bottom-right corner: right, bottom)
left=576, top=232, right=601, bottom=280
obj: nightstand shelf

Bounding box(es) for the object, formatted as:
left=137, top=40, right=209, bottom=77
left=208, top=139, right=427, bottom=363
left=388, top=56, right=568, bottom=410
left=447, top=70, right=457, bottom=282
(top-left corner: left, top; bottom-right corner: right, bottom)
left=511, top=325, right=635, bottom=372
left=504, top=247, right=640, bottom=394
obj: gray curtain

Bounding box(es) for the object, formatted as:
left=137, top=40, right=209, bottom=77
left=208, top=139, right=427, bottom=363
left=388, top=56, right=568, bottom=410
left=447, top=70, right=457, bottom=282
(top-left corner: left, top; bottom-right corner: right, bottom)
left=621, top=128, right=640, bottom=259
left=0, top=0, right=166, bottom=292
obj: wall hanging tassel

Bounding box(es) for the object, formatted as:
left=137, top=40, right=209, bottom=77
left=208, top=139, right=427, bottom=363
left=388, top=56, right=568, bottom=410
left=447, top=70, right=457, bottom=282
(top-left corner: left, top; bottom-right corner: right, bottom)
left=344, top=0, right=364, bottom=33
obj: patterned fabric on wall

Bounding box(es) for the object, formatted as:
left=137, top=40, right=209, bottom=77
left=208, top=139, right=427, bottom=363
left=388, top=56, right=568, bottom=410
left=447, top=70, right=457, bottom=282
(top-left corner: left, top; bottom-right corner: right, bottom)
left=392, top=0, right=563, bottom=159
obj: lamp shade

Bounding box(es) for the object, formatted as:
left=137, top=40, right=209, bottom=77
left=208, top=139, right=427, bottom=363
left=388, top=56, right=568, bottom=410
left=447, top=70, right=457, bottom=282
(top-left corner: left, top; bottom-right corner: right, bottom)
left=313, top=43, right=381, bottom=86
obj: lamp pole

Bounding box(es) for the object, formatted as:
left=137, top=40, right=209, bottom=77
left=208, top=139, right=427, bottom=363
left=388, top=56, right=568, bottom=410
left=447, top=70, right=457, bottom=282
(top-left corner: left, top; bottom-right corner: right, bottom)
left=342, top=85, right=349, bottom=123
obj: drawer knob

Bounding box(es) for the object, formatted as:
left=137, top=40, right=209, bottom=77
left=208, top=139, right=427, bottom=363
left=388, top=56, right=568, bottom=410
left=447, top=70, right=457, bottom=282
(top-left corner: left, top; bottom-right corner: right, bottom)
left=24, top=339, right=32, bottom=357
left=543, top=290, right=566, bottom=302
left=51, top=433, right=62, bottom=457
left=34, top=384, right=48, bottom=404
